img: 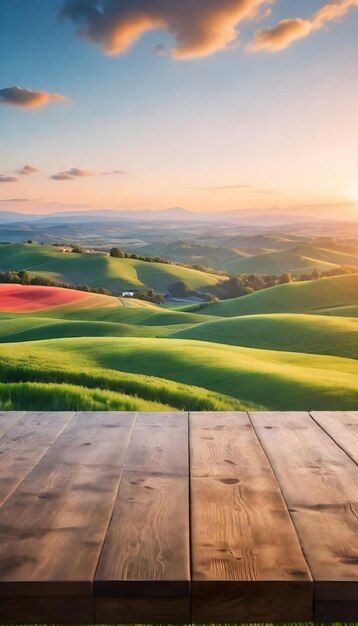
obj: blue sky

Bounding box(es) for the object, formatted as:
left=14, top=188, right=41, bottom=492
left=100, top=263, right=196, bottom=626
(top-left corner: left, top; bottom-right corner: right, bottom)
left=0, top=0, right=358, bottom=216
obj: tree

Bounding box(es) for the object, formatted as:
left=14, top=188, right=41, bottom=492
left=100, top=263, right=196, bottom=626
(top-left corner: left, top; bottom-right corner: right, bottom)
left=278, top=272, right=292, bottom=284
left=169, top=281, right=192, bottom=298
left=154, top=293, right=165, bottom=304
left=110, top=247, right=124, bottom=258
left=71, top=245, right=84, bottom=254
left=96, top=287, right=111, bottom=295
left=18, top=270, right=31, bottom=285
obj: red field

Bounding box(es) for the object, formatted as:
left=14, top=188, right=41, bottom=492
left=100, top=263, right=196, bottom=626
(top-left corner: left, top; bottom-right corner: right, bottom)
left=0, top=284, right=118, bottom=312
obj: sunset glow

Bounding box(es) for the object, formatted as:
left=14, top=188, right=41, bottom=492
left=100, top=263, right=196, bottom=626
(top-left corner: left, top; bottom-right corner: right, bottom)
left=0, top=0, right=358, bottom=219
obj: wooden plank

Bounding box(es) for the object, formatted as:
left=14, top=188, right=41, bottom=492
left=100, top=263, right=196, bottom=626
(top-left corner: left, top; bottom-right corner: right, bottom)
left=0, top=411, right=136, bottom=625
left=190, top=411, right=312, bottom=623
left=0, top=596, right=92, bottom=625
left=95, top=597, right=190, bottom=624
left=95, top=412, right=190, bottom=624
left=0, top=411, right=75, bottom=507
left=311, top=411, right=358, bottom=464
left=0, top=411, right=26, bottom=438
left=250, top=411, right=358, bottom=621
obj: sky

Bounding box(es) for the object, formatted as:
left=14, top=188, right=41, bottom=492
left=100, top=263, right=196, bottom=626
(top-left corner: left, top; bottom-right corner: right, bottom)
left=0, top=0, right=358, bottom=217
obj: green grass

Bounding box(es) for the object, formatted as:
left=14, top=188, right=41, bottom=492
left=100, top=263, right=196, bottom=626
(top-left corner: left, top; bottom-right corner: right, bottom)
left=173, top=313, right=358, bottom=359
left=0, top=316, right=195, bottom=342
left=0, top=340, right=247, bottom=412
left=312, top=304, right=358, bottom=317
left=222, top=244, right=358, bottom=275
left=0, top=272, right=357, bottom=412
left=0, top=243, right=220, bottom=292
left=199, top=274, right=358, bottom=317
left=1, top=336, right=357, bottom=411
left=0, top=382, right=176, bottom=411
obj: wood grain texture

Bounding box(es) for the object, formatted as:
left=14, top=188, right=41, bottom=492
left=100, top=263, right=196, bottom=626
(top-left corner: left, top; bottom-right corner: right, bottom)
left=95, top=412, right=190, bottom=622
left=250, top=411, right=358, bottom=621
left=0, top=410, right=357, bottom=623
left=0, top=411, right=26, bottom=438
left=123, top=412, right=189, bottom=474
left=311, top=411, right=358, bottom=464
left=190, top=411, right=312, bottom=622
left=0, top=412, right=136, bottom=605
left=0, top=411, right=75, bottom=507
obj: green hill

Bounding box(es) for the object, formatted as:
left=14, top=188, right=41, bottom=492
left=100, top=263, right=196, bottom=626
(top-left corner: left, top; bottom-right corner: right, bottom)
left=0, top=317, right=191, bottom=343
left=0, top=243, right=220, bottom=293
left=1, top=336, right=357, bottom=411
left=173, top=313, right=358, bottom=359
left=199, top=274, right=358, bottom=317
left=222, top=244, right=358, bottom=275
left=134, top=241, right=239, bottom=268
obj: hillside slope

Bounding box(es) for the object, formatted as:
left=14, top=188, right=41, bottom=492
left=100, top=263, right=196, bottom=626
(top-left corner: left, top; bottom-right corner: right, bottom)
left=222, top=244, right=358, bottom=275
left=0, top=243, right=220, bottom=292
left=200, top=274, right=358, bottom=317
left=173, top=313, right=358, bottom=359
left=1, top=336, right=357, bottom=410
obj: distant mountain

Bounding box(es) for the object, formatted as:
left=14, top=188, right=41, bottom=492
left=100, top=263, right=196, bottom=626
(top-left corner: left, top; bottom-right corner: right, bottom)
left=0, top=206, right=325, bottom=227
left=0, top=211, right=44, bottom=224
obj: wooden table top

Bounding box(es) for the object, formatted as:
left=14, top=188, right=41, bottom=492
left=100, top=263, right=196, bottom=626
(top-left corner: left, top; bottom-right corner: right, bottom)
left=0, top=410, right=357, bottom=624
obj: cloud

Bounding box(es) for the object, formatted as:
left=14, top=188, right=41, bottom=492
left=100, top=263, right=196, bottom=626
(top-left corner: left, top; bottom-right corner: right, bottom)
left=0, top=175, right=18, bottom=183
left=16, top=164, right=39, bottom=176
left=247, top=0, right=358, bottom=52
left=65, top=168, right=95, bottom=177
left=61, top=0, right=273, bottom=59
left=102, top=170, right=127, bottom=175
left=0, top=198, right=30, bottom=202
left=51, top=173, right=74, bottom=181
left=51, top=168, right=96, bottom=180
left=0, top=86, right=67, bottom=108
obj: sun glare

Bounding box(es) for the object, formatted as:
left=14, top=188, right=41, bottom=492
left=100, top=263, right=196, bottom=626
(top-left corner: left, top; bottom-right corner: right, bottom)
left=346, top=180, right=358, bottom=203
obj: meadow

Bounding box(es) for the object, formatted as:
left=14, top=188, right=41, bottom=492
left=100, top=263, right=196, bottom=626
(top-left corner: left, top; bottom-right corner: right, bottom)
left=0, top=259, right=357, bottom=411
left=0, top=243, right=220, bottom=292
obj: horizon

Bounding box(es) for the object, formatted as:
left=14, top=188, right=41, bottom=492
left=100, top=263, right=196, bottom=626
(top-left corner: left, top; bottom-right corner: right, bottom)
left=1, top=0, right=358, bottom=218
left=1, top=203, right=358, bottom=222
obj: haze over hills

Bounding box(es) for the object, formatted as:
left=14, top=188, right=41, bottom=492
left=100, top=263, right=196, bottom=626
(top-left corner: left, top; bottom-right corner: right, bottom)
left=221, top=243, right=358, bottom=276
left=0, top=207, right=339, bottom=226
left=1, top=216, right=358, bottom=276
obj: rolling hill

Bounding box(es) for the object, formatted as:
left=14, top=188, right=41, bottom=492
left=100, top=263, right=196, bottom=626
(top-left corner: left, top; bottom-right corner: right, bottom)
left=199, top=273, right=358, bottom=317
left=0, top=283, right=119, bottom=312
left=1, top=336, right=357, bottom=411
left=173, top=313, right=358, bottom=359
left=0, top=243, right=220, bottom=293
left=134, top=241, right=240, bottom=268
left=0, top=276, right=357, bottom=412
left=222, top=244, right=358, bottom=275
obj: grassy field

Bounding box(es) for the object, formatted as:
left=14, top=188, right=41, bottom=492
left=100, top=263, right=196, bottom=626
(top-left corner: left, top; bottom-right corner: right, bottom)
left=198, top=273, right=358, bottom=317
left=0, top=272, right=357, bottom=412
left=221, top=243, right=358, bottom=275
left=0, top=336, right=357, bottom=410
left=0, top=243, right=220, bottom=292
left=173, top=313, right=358, bottom=359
